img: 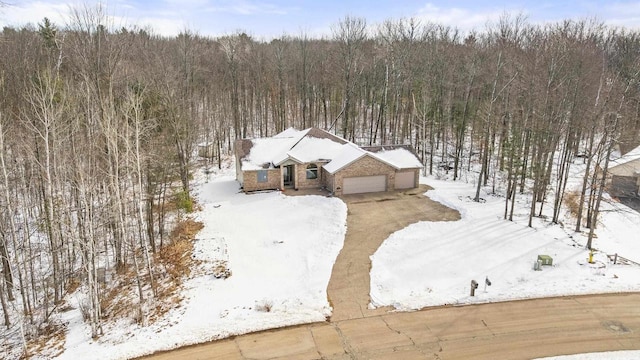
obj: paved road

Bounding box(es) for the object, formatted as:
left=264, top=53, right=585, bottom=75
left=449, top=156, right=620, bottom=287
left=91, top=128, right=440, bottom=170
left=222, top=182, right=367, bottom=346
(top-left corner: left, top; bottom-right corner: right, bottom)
left=327, top=185, right=460, bottom=321
left=142, top=293, right=640, bottom=359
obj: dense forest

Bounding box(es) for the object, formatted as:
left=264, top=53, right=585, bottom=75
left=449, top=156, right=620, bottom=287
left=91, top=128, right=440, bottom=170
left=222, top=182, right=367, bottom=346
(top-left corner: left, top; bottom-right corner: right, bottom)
left=1, top=4, right=639, bottom=355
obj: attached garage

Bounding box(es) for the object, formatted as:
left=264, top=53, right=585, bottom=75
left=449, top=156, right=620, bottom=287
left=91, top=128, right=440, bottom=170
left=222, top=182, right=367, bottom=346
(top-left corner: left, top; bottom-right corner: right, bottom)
left=395, top=171, right=416, bottom=189
left=322, top=143, right=422, bottom=196
left=343, top=175, right=386, bottom=195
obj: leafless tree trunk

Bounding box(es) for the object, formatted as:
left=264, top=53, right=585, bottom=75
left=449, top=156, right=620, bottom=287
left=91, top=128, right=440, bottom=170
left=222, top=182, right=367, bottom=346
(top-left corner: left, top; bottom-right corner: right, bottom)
left=332, top=16, right=367, bottom=140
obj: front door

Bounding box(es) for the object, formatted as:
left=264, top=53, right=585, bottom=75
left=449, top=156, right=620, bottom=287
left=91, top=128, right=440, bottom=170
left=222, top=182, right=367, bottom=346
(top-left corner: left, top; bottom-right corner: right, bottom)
left=283, top=165, right=294, bottom=188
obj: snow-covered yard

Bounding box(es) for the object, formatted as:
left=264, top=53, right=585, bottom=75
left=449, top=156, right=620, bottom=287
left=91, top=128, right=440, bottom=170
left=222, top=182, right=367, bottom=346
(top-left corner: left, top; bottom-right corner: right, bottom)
left=539, top=350, right=640, bottom=359
left=370, top=177, right=640, bottom=311
left=52, top=171, right=347, bottom=360
left=45, top=165, right=640, bottom=360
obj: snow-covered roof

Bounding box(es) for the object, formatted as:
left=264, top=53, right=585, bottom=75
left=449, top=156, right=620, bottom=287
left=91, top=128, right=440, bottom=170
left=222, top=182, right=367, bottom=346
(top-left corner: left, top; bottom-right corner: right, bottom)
left=279, top=136, right=346, bottom=165
left=373, top=148, right=422, bottom=169
left=610, top=144, right=640, bottom=170
left=323, top=143, right=367, bottom=174
left=274, top=127, right=304, bottom=138
left=241, top=128, right=334, bottom=170
left=242, top=135, right=303, bottom=170
left=323, top=145, right=422, bottom=174
left=240, top=127, right=423, bottom=172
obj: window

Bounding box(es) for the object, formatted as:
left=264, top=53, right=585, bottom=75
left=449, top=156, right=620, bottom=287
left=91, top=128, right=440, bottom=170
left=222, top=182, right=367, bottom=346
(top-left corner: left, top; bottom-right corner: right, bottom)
left=306, top=164, right=318, bottom=179
left=257, top=170, right=268, bottom=183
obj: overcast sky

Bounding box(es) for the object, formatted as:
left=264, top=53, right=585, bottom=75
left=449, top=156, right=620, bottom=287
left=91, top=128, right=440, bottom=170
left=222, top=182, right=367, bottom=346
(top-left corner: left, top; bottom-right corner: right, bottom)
left=1, top=1, right=639, bottom=39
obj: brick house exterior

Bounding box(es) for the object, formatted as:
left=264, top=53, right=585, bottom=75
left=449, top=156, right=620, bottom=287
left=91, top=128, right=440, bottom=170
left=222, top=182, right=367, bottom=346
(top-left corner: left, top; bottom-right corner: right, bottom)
left=235, top=128, right=422, bottom=195
left=329, top=156, right=397, bottom=196
left=240, top=169, right=281, bottom=192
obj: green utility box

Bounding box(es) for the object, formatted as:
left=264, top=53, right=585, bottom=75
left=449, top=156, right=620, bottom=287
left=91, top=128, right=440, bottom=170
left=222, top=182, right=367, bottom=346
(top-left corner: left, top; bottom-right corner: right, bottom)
left=537, top=255, right=553, bottom=266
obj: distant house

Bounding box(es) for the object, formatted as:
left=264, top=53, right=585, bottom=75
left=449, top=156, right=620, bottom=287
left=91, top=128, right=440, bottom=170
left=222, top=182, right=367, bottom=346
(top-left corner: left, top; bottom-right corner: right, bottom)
left=234, top=127, right=422, bottom=195
left=608, top=144, right=640, bottom=197
left=197, top=142, right=215, bottom=158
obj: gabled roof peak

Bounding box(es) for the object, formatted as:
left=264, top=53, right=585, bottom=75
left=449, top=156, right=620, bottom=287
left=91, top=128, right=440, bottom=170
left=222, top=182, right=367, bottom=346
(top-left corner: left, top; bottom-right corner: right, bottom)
left=273, top=127, right=308, bottom=139
left=238, top=127, right=422, bottom=172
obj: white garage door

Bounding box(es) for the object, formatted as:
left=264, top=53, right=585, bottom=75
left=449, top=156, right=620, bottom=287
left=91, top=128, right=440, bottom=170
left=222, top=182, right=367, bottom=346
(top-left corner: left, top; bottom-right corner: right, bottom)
left=343, top=175, right=386, bottom=194
left=395, top=171, right=415, bottom=189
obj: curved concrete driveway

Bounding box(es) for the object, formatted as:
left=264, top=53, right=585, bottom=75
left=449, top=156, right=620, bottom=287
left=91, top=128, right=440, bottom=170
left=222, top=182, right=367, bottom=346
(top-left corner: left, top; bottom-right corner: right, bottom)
left=327, top=185, right=460, bottom=321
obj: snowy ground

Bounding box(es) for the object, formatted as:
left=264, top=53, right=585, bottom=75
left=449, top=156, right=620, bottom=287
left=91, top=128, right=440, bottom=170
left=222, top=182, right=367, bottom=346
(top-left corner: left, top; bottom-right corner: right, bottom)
left=370, top=176, right=640, bottom=310
left=51, top=169, right=347, bottom=360
left=539, top=350, right=640, bottom=359
left=40, top=160, right=640, bottom=360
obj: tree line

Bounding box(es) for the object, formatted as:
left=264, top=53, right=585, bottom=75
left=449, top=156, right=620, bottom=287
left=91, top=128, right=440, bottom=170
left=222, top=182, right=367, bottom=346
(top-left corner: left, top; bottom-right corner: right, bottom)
left=0, top=4, right=639, bottom=352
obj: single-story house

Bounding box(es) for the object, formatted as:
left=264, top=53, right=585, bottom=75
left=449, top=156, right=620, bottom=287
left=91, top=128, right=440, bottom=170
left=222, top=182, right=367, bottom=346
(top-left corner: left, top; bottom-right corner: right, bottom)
left=235, top=127, right=422, bottom=195
left=607, top=144, right=640, bottom=197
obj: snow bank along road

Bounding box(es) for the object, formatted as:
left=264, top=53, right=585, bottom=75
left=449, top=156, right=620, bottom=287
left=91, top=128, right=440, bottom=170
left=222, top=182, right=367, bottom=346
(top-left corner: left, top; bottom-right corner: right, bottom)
left=141, top=292, right=640, bottom=359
